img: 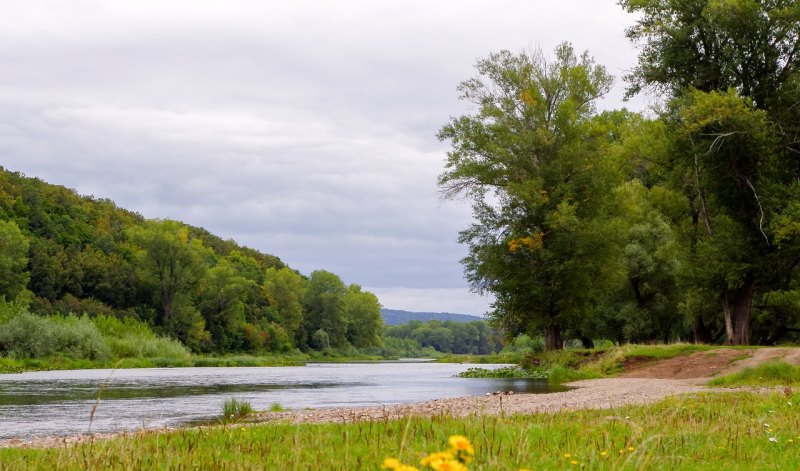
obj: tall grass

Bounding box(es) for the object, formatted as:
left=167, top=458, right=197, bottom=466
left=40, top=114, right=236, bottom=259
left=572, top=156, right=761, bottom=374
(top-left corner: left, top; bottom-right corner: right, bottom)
left=1, top=391, right=798, bottom=469
left=221, top=397, right=254, bottom=422
left=708, top=360, right=800, bottom=386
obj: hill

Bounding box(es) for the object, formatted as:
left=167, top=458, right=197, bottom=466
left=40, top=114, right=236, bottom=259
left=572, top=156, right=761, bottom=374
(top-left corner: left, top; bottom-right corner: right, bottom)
left=380, top=308, right=485, bottom=325
left=0, top=167, right=383, bottom=355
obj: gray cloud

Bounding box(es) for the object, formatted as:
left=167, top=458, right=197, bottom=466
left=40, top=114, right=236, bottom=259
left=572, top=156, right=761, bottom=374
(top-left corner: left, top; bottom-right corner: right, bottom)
left=0, top=0, right=645, bottom=315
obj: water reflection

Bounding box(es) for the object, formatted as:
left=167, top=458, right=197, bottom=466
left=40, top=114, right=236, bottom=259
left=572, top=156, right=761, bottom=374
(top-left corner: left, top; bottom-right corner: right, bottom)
left=0, top=362, right=564, bottom=439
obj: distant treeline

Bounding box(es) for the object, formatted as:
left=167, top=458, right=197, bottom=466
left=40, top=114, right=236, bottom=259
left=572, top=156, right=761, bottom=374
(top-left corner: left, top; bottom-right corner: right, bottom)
left=384, top=320, right=502, bottom=355
left=380, top=309, right=485, bottom=326
left=0, top=168, right=381, bottom=354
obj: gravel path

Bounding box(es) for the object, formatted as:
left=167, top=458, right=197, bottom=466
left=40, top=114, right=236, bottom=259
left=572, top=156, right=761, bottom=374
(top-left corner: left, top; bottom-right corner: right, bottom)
left=254, top=377, right=716, bottom=424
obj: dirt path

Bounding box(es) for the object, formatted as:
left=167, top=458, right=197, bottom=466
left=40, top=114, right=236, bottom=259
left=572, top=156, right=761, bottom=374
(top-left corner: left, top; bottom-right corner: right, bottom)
left=622, top=347, right=800, bottom=379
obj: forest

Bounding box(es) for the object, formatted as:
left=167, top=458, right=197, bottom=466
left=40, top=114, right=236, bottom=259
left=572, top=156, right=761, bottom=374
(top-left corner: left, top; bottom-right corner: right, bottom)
left=0, top=169, right=383, bottom=355
left=438, top=0, right=800, bottom=350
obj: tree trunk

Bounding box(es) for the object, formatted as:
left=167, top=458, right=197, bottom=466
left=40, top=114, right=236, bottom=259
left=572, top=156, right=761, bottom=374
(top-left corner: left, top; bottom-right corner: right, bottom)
left=545, top=324, right=562, bottom=351
left=580, top=335, right=595, bottom=349
left=721, top=280, right=756, bottom=345
left=692, top=316, right=713, bottom=344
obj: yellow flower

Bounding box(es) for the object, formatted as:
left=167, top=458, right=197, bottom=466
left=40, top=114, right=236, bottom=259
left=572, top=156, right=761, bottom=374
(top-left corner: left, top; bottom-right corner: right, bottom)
left=430, top=460, right=468, bottom=471
left=383, top=458, right=401, bottom=469
left=570, top=460, right=578, bottom=465
left=600, top=451, right=608, bottom=457
left=563, top=453, right=572, bottom=458
left=420, top=451, right=454, bottom=467
left=448, top=435, right=474, bottom=455
left=628, top=447, right=635, bottom=451
left=398, top=466, right=419, bottom=471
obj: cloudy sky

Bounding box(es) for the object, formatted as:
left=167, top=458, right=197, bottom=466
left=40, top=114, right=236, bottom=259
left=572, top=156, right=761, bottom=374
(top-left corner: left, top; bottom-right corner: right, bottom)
left=0, top=1, right=647, bottom=315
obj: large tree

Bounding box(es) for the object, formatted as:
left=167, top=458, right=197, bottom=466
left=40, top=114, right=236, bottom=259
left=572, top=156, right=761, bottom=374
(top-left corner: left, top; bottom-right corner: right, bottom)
left=622, top=0, right=800, bottom=344
left=438, top=44, right=620, bottom=350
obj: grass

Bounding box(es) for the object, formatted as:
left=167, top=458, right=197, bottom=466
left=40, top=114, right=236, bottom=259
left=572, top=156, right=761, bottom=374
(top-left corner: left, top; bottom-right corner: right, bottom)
left=221, top=398, right=254, bottom=422
left=0, top=353, right=312, bottom=373
left=269, top=402, right=286, bottom=412
left=2, top=391, right=799, bottom=469
left=486, top=343, right=723, bottom=384
left=709, top=360, right=800, bottom=387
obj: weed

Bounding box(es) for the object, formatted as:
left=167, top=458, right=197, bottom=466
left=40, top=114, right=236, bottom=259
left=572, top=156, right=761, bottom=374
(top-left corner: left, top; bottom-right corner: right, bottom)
left=221, top=398, right=254, bottom=422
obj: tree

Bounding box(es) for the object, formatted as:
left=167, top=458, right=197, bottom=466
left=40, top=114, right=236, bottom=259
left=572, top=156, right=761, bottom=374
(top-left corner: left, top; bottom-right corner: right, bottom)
left=263, top=267, right=307, bottom=342
left=302, top=270, right=347, bottom=349
left=438, top=44, right=619, bottom=350
left=127, top=220, right=211, bottom=329
left=0, top=220, right=31, bottom=302
left=622, top=0, right=800, bottom=344
left=621, top=0, right=800, bottom=109
left=343, top=284, right=383, bottom=348
left=197, top=259, right=253, bottom=351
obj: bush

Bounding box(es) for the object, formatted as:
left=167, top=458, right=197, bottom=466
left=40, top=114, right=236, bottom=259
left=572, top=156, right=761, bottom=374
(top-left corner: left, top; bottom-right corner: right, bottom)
left=94, top=315, right=190, bottom=359
left=501, top=334, right=545, bottom=355
left=0, top=311, right=110, bottom=360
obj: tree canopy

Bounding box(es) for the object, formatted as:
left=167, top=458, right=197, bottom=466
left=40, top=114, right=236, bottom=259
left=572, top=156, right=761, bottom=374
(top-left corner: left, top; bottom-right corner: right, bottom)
left=440, top=2, right=800, bottom=349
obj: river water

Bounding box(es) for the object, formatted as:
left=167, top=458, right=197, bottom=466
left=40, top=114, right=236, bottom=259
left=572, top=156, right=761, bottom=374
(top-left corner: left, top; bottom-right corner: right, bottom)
left=0, top=362, right=561, bottom=439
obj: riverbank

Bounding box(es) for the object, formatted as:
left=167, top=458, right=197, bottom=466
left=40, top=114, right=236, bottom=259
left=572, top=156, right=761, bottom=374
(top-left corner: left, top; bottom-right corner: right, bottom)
left=0, top=348, right=800, bottom=454
left=1, top=383, right=797, bottom=469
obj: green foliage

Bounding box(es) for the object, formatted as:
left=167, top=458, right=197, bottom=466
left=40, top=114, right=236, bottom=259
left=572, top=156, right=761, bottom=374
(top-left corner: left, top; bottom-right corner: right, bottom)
left=93, top=315, right=191, bottom=359
left=457, top=366, right=542, bottom=379
left=438, top=44, right=624, bottom=350
left=500, top=334, right=545, bottom=356
left=0, top=311, right=110, bottom=360
left=343, top=285, right=383, bottom=348
left=0, top=220, right=31, bottom=302
left=708, top=360, right=800, bottom=386
left=384, top=320, right=501, bottom=355
left=0, top=167, right=384, bottom=357
left=221, top=397, right=254, bottom=422
left=302, top=271, right=348, bottom=349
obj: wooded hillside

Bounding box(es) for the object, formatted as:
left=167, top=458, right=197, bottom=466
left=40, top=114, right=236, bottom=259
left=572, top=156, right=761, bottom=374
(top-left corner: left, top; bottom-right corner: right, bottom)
left=0, top=168, right=382, bottom=354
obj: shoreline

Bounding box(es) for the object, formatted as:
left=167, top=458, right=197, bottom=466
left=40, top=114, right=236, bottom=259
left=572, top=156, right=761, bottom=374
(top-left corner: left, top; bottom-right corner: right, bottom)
left=0, top=376, right=748, bottom=450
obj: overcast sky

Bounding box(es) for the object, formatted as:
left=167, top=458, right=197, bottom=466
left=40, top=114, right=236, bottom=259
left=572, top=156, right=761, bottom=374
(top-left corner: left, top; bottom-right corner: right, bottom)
left=0, top=1, right=647, bottom=315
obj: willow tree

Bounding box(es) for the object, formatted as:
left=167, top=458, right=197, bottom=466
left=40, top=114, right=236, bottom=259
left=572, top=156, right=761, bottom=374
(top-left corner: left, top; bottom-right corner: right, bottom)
left=438, top=44, right=621, bottom=350
left=622, top=0, right=800, bottom=344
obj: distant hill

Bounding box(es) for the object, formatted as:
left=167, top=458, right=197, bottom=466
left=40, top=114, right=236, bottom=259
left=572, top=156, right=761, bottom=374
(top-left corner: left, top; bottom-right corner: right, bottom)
left=380, top=308, right=485, bottom=325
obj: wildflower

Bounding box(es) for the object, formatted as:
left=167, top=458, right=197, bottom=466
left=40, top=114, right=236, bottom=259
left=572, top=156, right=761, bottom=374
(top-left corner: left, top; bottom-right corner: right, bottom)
left=428, top=459, right=467, bottom=471
left=420, top=451, right=454, bottom=467
left=600, top=451, right=608, bottom=457
left=448, top=435, right=474, bottom=456
left=763, top=423, right=770, bottom=428
left=570, top=460, right=578, bottom=465
left=788, top=439, right=794, bottom=444
left=563, top=453, right=572, bottom=458
left=769, top=437, right=778, bottom=443
left=383, top=458, right=402, bottom=469
left=628, top=447, right=635, bottom=452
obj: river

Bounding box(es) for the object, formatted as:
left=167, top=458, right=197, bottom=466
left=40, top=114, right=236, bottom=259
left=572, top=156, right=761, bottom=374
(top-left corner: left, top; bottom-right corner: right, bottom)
left=0, top=362, right=562, bottom=439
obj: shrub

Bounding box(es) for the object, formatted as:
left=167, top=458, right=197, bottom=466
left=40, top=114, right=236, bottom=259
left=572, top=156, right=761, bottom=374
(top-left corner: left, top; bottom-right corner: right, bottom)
left=0, top=311, right=110, bottom=360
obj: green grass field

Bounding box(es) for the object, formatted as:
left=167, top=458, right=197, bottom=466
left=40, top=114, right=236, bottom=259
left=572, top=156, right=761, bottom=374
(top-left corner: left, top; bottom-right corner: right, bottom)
left=2, top=390, right=798, bottom=470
